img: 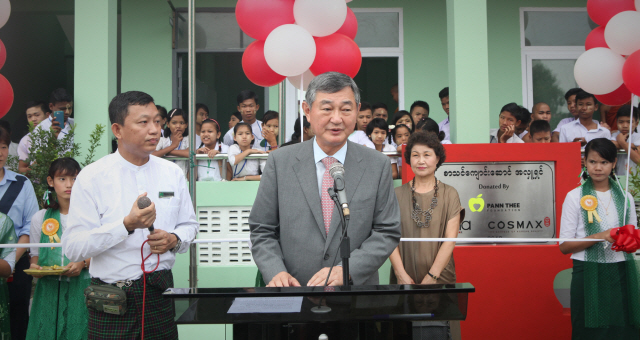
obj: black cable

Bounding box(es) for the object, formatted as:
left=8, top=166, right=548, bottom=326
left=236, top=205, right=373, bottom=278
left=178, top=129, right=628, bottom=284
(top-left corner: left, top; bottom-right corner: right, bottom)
left=322, top=187, right=349, bottom=288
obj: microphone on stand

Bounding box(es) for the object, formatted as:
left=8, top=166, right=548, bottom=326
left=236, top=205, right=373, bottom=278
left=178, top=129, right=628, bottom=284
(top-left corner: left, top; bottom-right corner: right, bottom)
left=328, top=163, right=349, bottom=217
left=137, top=196, right=155, bottom=233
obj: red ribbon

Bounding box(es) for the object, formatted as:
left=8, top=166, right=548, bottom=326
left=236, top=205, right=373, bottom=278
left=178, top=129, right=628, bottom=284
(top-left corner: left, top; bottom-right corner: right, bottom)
left=610, top=225, right=640, bottom=253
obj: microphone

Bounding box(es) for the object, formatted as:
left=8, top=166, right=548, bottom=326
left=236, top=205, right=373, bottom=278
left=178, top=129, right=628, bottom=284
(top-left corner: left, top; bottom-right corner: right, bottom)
left=328, top=162, right=349, bottom=216
left=137, top=196, right=155, bottom=232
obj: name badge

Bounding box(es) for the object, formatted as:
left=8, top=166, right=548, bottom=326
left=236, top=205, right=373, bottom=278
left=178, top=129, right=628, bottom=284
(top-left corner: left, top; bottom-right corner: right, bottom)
left=159, top=191, right=175, bottom=199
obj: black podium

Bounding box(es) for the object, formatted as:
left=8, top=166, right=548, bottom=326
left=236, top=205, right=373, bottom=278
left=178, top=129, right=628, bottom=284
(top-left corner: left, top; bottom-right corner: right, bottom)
left=164, top=283, right=474, bottom=339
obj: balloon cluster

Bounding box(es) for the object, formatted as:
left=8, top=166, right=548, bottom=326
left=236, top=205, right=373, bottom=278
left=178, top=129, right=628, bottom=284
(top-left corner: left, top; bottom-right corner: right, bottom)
left=0, top=0, right=12, bottom=118
left=610, top=224, right=640, bottom=253
left=236, top=0, right=361, bottom=90
left=574, top=0, right=640, bottom=105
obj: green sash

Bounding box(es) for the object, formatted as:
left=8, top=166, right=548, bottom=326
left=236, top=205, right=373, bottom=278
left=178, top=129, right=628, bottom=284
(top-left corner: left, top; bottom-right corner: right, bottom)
left=0, top=213, right=16, bottom=339
left=580, top=177, right=640, bottom=328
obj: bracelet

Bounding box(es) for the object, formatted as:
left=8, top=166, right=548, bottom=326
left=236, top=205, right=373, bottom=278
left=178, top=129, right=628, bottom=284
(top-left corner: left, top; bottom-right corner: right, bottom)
left=427, top=272, right=438, bottom=281
left=83, top=260, right=88, bottom=268
left=244, top=176, right=247, bottom=181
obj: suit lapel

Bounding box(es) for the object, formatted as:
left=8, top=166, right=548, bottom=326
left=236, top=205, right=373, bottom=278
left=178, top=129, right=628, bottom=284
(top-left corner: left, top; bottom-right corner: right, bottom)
left=293, top=141, right=327, bottom=239
left=325, top=141, right=365, bottom=252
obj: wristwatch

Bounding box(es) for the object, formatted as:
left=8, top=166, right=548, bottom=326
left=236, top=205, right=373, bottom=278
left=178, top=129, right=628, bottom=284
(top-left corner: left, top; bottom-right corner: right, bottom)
left=427, top=272, right=438, bottom=281
left=170, top=233, right=182, bottom=253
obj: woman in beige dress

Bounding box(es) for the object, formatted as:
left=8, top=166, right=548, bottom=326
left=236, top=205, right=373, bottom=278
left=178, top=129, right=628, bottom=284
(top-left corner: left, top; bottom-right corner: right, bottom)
left=389, top=131, right=464, bottom=339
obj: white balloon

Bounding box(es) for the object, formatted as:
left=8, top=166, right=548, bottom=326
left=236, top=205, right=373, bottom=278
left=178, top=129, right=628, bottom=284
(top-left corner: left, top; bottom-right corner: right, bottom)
left=574, top=48, right=626, bottom=95
left=605, top=11, right=640, bottom=56
left=636, top=0, right=640, bottom=11
left=287, top=70, right=316, bottom=91
left=264, top=24, right=316, bottom=77
left=0, top=0, right=10, bottom=29
left=294, top=0, right=347, bottom=37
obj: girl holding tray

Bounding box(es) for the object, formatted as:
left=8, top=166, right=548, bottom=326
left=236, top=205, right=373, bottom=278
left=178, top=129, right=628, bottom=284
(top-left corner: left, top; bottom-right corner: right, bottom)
left=559, top=138, right=640, bottom=339
left=26, top=158, right=91, bottom=340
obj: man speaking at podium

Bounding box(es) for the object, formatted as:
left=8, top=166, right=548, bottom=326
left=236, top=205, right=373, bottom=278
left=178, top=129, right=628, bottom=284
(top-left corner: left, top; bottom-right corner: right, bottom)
left=250, top=72, right=401, bottom=287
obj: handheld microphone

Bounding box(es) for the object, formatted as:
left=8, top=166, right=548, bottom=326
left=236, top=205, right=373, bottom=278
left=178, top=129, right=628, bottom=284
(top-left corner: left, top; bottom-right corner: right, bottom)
left=328, top=162, right=349, bottom=216
left=137, top=196, right=155, bottom=233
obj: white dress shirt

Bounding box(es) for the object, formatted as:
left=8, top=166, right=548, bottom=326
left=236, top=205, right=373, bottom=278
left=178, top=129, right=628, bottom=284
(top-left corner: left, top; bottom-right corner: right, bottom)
left=197, top=142, right=229, bottom=181
left=559, top=187, right=636, bottom=262
left=559, top=120, right=611, bottom=143
left=63, top=150, right=198, bottom=283
left=18, top=118, right=75, bottom=161
left=383, top=144, right=398, bottom=164
left=611, top=131, right=640, bottom=175
left=227, top=144, right=266, bottom=178
left=156, top=136, right=190, bottom=178
left=30, top=209, right=68, bottom=256
left=554, top=117, right=577, bottom=133
left=223, top=120, right=263, bottom=146
left=313, top=137, right=347, bottom=198
left=439, top=117, right=450, bottom=141
left=489, top=129, right=525, bottom=143
left=348, top=130, right=375, bottom=149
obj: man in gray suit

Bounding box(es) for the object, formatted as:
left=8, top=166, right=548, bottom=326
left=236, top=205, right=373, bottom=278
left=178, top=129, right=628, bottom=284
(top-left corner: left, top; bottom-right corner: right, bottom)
left=249, top=72, right=401, bottom=287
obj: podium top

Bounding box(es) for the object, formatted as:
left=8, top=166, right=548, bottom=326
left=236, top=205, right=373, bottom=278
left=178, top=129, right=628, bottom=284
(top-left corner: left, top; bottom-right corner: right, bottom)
left=164, top=283, right=475, bottom=298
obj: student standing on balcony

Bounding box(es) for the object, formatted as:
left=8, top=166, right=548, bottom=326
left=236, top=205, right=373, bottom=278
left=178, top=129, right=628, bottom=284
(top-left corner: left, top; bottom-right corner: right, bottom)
left=223, top=90, right=264, bottom=147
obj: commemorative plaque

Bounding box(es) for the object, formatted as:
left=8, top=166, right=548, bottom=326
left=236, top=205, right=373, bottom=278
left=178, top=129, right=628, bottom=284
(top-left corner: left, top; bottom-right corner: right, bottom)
left=435, top=162, right=556, bottom=242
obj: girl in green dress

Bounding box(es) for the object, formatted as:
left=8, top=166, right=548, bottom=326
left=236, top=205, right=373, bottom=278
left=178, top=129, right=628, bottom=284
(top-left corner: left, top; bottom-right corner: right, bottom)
left=26, top=158, right=91, bottom=340
left=0, top=212, right=17, bottom=339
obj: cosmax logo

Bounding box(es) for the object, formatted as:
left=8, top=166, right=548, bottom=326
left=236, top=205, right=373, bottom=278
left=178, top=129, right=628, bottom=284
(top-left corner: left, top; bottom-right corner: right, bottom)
left=468, top=194, right=484, bottom=212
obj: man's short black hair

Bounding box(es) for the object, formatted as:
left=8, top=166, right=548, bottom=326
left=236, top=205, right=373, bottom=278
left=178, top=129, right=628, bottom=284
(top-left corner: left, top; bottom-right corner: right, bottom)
left=108, top=91, right=155, bottom=126
left=156, top=105, right=168, bottom=119
left=529, top=120, right=551, bottom=136
left=439, top=87, right=449, bottom=100
left=520, top=107, right=532, bottom=125
left=237, top=90, right=259, bottom=106
left=372, top=102, right=388, bottom=112
left=410, top=100, right=430, bottom=114
left=575, top=90, right=598, bottom=105
left=500, top=102, right=528, bottom=123
left=49, top=88, right=73, bottom=105
left=26, top=100, right=50, bottom=114
left=616, top=105, right=639, bottom=121
left=360, top=102, right=372, bottom=112
left=196, top=103, right=209, bottom=114
left=231, top=111, right=242, bottom=120
left=564, top=88, right=582, bottom=101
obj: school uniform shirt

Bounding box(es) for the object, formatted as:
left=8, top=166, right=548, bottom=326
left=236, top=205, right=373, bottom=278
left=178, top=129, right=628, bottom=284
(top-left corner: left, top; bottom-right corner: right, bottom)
left=156, top=136, right=190, bottom=178
left=195, top=135, right=202, bottom=149
left=489, top=128, right=525, bottom=143
left=62, top=150, right=198, bottom=283
left=227, top=144, right=266, bottom=178
left=223, top=120, right=263, bottom=147
left=553, top=117, right=577, bottom=133
left=18, top=118, right=75, bottom=161
left=611, top=131, right=640, bottom=174
left=348, top=130, right=375, bottom=149
left=439, top=117, right=451, bottom=142
left=8, top=142, right=18, bottom=158
left=558, top=120, right=611, bottom=143
left=383, top=144, right=398, bottom=165
left=559, top=187, right=636, bottom=262
left=0, top=168, right=39, bottom=238
left=29, top=209, right=68, bottom=256
left=197, top=142, right=229, bottom=181
left=518, top=130, right=529, bottom=140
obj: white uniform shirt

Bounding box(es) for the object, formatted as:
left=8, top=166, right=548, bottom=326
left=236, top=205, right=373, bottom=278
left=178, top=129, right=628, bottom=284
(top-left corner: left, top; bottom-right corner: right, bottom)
left=30, top=209, right=68, bottom=256
left=554, top=117, right=577, bottom=133
left=348, top=130, right=375, bottom=149
left=227, top=144, right=266, bottom=178
left=62, top=151, right=198, bottom=283
left=611, top=131, right=640, bottom=175
left=439, top=117, right=450, bottom=142
left=559, top=187, right=636, bottom=262
left=194, top=134, right=202, bottom=149
left=489, top=128, right=525, bottom=143
left=383, top=144, right=398, bottom=164
left=559, top=120, right=611, bottom=143
left=223, top=120, right=263, bottom=146
left=156, top=136, right=190, bottom=178
left=18, top=118, right=75, bottom=161
left=197, top=142, right=229, bottom=181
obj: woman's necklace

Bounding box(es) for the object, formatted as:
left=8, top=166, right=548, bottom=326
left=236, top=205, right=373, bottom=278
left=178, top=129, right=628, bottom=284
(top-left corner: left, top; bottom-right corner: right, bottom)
left=411, top=177, right=439, bottom=228
left=599, top=191, right=613, bottom=215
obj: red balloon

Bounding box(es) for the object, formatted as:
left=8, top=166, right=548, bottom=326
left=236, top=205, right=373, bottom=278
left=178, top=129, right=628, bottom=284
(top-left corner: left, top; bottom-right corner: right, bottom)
left=0, top=40, right=5, bottom=70
left=595, top=84, right=632, bottom=105
left=309, top=34, right=362, bottom=79
left=587, top=0, right=636, bottom=26
left=623, top=49, right=640, bottom=96
left=585, top=27, right=608, bottom=50
left=335, top=7, right=357, bottom=40
left=0, top=74, right=13, bottom=119
left=235, top=0, right=295, bottom=41
left=242, top=40, right=286, bottom=87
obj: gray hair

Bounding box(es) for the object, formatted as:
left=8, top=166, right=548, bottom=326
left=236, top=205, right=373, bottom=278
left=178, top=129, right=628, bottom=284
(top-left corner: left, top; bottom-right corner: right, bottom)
left=305, top=72, right=361, bottom=108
